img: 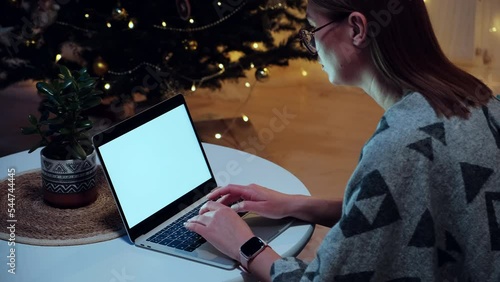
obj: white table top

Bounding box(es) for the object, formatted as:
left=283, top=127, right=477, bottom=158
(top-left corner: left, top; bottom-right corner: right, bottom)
left=0, top=143, right=314, bottom=282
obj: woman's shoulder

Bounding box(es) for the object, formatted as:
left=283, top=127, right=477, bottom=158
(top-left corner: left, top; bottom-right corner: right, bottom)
left=363, top=93, right=440, bottom=153
left=361, top=92, right=499, bottom=164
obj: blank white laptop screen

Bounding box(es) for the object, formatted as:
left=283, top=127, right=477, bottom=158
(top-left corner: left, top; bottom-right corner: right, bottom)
left=98, top=104, right=212, bottom=228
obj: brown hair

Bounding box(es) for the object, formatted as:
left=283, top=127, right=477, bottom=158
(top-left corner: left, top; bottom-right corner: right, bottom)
left=310, top=0, right=493, bottom=118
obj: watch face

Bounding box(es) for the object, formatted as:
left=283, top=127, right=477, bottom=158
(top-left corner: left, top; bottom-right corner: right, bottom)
left=241, top=237, right=265, bottom=257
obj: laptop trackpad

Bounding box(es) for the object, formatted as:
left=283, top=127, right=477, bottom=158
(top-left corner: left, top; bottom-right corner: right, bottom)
left=244, top=213, right=294, bottom=242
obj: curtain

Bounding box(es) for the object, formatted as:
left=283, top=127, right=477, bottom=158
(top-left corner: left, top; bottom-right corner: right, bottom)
left=425, top=0, right=477, bottom=65
left=425, top=0, right=500, bottom=93
left=474, top=0, right=500, bottom=68
left=474, top=0, right=500, bottom=94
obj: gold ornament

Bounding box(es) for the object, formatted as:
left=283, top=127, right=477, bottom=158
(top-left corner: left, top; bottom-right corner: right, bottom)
left=112, top=7, right=128, bottom=21
left=183, top=39, right=198, bottom=51
left=255, top=67, right=270, bottom=82
left=93, top=57, right=109, bottom=76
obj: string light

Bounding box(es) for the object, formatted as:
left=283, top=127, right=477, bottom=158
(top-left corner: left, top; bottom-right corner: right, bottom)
left=59, top=1, right=247, bottom=34
left=250, top=63, right=255, bottom=68
left=153, top=1, right=247, bottom=32
left=104, top=83, right=111, bottom=90
left=24, top=40, right=35, bottom=47
left=242, top=114, right=249, bottom=122
left=490, top=27, right=497, bottom=33
left=56, top=21, right=95, bottom=33
left=52, top=0, right=263, bottom=96
left=215, top=133, right=222, bottom=139
left=252, top=42, right=259, bottom=49
left=217, top=2, right=222, bottom=6
left=301, top=68, right=308, bottom=76
left=108, top=62, right=161, bottom=75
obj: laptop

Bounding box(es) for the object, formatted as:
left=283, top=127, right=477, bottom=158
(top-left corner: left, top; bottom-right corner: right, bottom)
left=92, top=94, right=293, bottom=269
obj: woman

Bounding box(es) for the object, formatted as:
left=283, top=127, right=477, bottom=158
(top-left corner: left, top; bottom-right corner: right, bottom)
left=185, top=0, right=500, bottom=281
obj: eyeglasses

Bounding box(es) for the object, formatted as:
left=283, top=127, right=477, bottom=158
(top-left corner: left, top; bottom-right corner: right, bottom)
left=298, top=20, right=338, bottom=56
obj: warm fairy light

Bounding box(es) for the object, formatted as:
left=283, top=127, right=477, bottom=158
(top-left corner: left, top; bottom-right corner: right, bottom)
left=104, top=83, right=111, bottom=90
left=245, top=82, right=251, bottom=87
left=301, top=69, right=308, bottom=76
left=189, top=18, right=195, bottom=24
left=55, top=54, right=62, bottom=63
left=191, top=84, right=196, bottom=91
left=218, top=63, right=224, bottom=69
left=252, top=43, right=259, bottom=49
left=490, top=27, right=498, bottom=33
left=242, top=115, right=249, bottom=122
left=128, top=21, right=135, bottom=29
left=217, top=2, right=222, bottom=6
left=250, top=63, right=255, bottom=68
left=84, top=13, right=90, bottom=18
left=215, top=133, right=222, bottom=139
left=106, top=22, right=112, bottom=28
left=162, top=21, right=167, bottom=27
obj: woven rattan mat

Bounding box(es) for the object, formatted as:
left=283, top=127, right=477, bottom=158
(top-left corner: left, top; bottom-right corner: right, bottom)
left=0, top=167, right=125, bottom=246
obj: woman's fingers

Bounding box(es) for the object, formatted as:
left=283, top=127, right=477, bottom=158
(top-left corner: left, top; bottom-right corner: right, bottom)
left=230, top=201, right=262, bottom=214
left=199, top=200, right=224, bottom=215
left=207, top=184, right=249, bottom=200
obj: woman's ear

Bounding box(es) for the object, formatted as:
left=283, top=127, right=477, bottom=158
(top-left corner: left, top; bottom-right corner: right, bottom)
left=348, top=12, right=368, bottom=47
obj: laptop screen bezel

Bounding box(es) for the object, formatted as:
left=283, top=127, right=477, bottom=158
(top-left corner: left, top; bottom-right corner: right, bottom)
left=93, top=94, right=217, bottom=242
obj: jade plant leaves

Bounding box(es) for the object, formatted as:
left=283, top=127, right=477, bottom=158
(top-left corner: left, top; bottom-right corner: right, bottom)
left=22, top=65, right=102, bottom=160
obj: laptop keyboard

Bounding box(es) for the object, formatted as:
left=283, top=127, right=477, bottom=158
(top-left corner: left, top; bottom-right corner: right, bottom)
left=146, top=202, right=206, bottom=252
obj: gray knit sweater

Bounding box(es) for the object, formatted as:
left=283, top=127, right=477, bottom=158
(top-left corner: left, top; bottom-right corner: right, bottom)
left=271, top=92, right=500, bottom=281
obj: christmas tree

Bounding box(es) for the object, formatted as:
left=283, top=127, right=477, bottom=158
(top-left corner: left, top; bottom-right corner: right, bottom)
left=0, top=0, right=310, bottom=117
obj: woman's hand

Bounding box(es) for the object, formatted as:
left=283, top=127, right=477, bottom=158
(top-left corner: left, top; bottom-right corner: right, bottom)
left=207, top=184, right=293, bottom=219
left=184, top=201, right=254, bottom=261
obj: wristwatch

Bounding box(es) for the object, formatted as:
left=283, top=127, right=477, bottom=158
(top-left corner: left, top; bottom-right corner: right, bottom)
left=239, top=236, right=268, bottom=270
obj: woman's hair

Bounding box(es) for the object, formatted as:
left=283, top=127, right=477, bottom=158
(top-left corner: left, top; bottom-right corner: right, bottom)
left=310, top=0, right=493, bottom=118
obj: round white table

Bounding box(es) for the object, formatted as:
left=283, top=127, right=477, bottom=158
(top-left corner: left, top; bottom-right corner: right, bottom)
left=0, top=143, right=314, bottom=282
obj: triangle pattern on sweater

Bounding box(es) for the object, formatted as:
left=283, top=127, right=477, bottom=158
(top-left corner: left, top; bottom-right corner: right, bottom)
left=460, top=162, right=493, bottom=203
left=407, top=137, right=434, bottom=161
left=419, top=122, right=446, bottom=145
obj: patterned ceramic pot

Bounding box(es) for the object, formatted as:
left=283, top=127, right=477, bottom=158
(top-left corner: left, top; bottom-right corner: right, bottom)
left=40, top=148, right=98, bottom=208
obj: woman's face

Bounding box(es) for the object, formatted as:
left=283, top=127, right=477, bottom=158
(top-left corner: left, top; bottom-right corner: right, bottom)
left=306, top=4, right=366, bottom=86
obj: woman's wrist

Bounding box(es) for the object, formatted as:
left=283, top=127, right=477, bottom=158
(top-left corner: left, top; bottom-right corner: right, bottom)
left=285, top=194, right=343, bottom=227
left=246, top=245, right=281, bottom=282
left=285, top=194, right=313, bottom=219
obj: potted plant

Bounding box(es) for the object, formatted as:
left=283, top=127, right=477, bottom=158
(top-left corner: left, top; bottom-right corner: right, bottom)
left=21, top=65, right=103, bottom=208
